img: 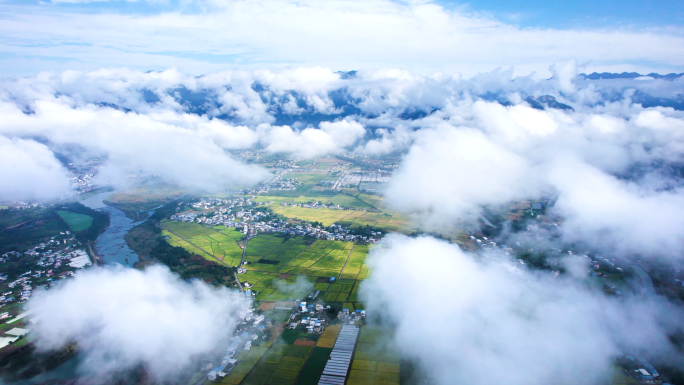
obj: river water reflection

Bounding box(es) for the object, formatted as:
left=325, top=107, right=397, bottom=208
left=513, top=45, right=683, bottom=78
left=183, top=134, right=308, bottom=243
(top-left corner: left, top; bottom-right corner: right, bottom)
left=81, top=190, right=143, bottom=267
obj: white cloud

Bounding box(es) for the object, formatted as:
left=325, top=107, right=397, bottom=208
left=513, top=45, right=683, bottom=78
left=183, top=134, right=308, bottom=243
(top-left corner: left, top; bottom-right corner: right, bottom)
left=0, top=97, right=269, bottom=195
left=260, top=119, right=366, bottom=158
left=385, top=125, right=541, bottom=220
left=0, top=1, right=683, bottom=76
left=28, top=266, right=249, bottom=382
left=0, top=136, right=71, bottom=201
left=361, top=235, right=682, bottom=385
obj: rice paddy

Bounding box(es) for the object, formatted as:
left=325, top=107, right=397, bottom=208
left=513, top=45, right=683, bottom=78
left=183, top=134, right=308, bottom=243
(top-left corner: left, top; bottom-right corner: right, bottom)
left=161, top=221, right=245, bottom=265
left=160, top=221, right=373, bottom=310
left=348, top=326, right=401, bottom=385
left=270, top=206, right=408, bottom=231
left=234, top=330, right=314, bottom=385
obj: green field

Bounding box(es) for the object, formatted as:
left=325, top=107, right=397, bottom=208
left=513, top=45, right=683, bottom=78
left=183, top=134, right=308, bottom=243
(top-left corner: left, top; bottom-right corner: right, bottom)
left=237, top=331, right=313, bottom=385
left=340, top=244, right=371, bottom=282
left=220, top=346, right=269, bottom=384
left=57, top=210, right=94, bottom=232
left=348, top=326, right=400, bottom=385
left=160, top=221, right=372, bottom=306
left=236, top=237, right=371, bottom=304
left=294, top=347, right=332, bottom=385
left=161, top=221, right=245, bottom=265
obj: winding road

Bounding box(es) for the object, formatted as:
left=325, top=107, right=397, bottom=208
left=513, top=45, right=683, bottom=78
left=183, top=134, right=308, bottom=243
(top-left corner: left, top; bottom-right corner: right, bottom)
left=629, top=262, right=656, bottom=296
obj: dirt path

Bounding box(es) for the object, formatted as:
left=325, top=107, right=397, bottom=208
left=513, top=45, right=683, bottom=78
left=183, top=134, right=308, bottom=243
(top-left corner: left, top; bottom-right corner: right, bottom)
left=338, top=244, right=355, bottom=279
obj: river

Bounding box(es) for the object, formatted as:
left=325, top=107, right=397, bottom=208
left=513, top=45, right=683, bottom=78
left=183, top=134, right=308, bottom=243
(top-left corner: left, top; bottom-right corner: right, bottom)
left=81, top=190, right=145, bottom=267
left=1, top=192, right=146, bottom=384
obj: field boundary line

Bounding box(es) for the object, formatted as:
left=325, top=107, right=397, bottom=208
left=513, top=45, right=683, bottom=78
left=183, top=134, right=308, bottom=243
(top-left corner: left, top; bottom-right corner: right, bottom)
left=259, top=237, right=288, bottom=260
left=207, top=226, right=247, bottom=256
left=292, top=341, right=317, bottom=385
left=276, top=240, right=315, bottom=273
left=160, top=222, right=229, bottom=268
left=306, top=247, right=337, bottom=271
left=338, top=243, right=355, bottom=279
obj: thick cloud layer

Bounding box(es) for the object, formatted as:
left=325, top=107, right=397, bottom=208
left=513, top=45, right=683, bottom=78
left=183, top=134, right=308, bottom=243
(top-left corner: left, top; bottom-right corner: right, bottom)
left=2, top=66, right=684, bottom=260
left=0, top=136, right=71, bottom=201
left=381, top=95, right=684, bottom=256
left=361, top=235, right=683, bottom=385
left=27, top=266, right=250, bottom=382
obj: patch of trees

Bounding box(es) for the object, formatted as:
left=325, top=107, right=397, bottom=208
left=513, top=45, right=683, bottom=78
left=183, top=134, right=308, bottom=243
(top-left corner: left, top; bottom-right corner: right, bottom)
left=0, top=209, right=68, bottom=254
left=349, top=224, right=382, bottom=237
left=0, top=342, right=77, bottom=382
left=516, top=251, right=557, bottom=271
left=148, top=238, right=234, bottom=283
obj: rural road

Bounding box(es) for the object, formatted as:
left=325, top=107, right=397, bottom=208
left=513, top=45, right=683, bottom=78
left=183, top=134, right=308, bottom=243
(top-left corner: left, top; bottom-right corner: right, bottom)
left=629, top=263, right=656, bottom=296
left=234, top=237, right=250, bottom=292
left=162, top=222, right=251, bottom=292
left=338, top=244, right=355, bottom=279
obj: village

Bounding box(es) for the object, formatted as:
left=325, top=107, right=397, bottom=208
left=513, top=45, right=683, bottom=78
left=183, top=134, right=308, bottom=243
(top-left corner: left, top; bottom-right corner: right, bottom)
left=200, top=288, right=366, bottom=383
left=0, top=232, right=93, bottom=349
left=170, top=197, right=384, bottom=243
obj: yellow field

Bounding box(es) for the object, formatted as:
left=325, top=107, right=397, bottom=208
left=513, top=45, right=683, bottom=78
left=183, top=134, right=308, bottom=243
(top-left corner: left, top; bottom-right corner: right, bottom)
left=348, top=326, right=400, bottom=385
left=104, top=185, right=185, bottom=210
left=316, top=324, right=341, bottom=348
left=271, top=206, right=410, bottom=231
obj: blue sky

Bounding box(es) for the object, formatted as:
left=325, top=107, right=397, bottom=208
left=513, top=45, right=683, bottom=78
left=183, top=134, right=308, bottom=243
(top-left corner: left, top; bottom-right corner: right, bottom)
left=10, top=0, right=682, bottom=28
left=0, top=0, right=682, bottom=77
left=443, top=0, right=684, bottom=28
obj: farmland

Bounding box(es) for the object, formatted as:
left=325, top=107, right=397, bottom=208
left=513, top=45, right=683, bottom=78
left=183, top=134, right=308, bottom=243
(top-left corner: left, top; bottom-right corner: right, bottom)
left=161, top=221, right=245, bottom=265
left=104, top=185, right=185, bottom=219
left=225, top=324, right=405, bottom=385
left=229, top=329, right=314, bottom=385
left=253, top=193, right=378, bottom=210
left=57, top=210, right=93, bottom=232
left=348, top=326, right=401, bottom=385
left=270, top=206, right=408, bottom=231
left=243, top=235, right=357, bottom=278
left=158, top=222, right=373, bottom=305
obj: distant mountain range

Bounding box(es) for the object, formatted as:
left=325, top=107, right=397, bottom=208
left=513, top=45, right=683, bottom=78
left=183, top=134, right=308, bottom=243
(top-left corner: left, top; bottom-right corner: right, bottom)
left=578, top=72, right=684, bottom=80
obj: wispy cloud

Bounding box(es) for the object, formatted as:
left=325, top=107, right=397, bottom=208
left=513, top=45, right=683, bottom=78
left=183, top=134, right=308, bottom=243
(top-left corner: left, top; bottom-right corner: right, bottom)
left=0, top=0, right=683, bottom=76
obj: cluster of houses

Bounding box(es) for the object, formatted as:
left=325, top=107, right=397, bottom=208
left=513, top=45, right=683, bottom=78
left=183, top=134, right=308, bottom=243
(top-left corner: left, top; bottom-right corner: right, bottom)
left=285, top=300, right=366, bottom=334
left=279, top=201, right=371, bottom=212
left=235, top=177, right=297, bottom=196
left=337, top=308, right=366, bottom=325
left=205, top=303, right=271, bottom=382
left=240, top=222, right=382, bottom=243
left=6, top=202, right=43, bottom=210
left=190, top=197, right=233, bottom=210
left=171, top=206, right=270, bottom=228
left=69, top=172, right=96, bottom=194
left=0, top=237, right=92, bottom=308
left=285, top=301, right=330, bottom=333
